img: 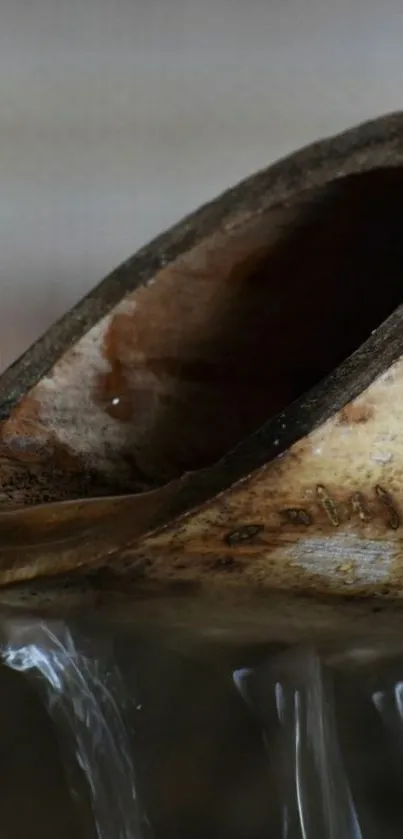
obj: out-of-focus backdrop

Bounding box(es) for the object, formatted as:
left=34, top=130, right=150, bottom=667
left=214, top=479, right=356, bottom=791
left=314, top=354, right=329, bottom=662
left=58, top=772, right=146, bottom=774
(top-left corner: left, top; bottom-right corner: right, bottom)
left=1, top=0, right=403, bottom=370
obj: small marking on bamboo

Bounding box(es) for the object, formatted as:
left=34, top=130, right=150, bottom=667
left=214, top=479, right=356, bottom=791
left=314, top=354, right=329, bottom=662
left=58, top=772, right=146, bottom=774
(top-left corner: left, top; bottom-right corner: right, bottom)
left=316, top=485, right=340, bottom=526
left=211, top=555, right=238, bottom=571
left=375, top=485, right=400, bottom=530
left=351, top=492, right=373, bottom=522
left=224, top=524, right=264, bottom=546
left=280, top=508, right=312, bottom=526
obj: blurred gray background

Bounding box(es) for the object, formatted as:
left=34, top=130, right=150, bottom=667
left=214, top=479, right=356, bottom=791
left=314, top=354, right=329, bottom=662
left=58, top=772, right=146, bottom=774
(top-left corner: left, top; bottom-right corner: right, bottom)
left=1, top=0, right=403, bottom=370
